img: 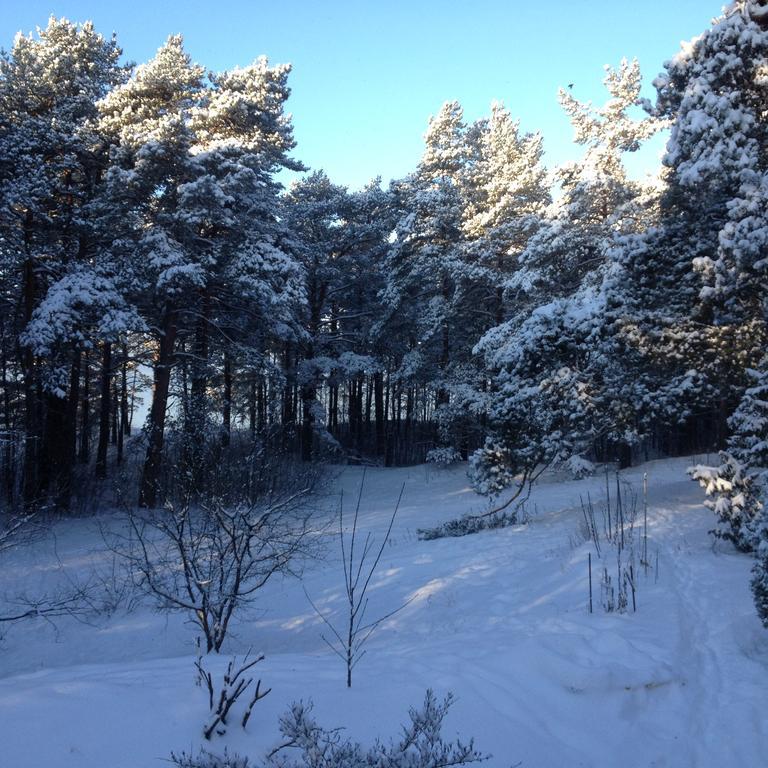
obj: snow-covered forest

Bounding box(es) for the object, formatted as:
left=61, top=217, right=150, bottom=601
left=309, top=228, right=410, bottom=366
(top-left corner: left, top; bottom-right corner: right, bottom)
left=1, top=2, right=767, bottom=766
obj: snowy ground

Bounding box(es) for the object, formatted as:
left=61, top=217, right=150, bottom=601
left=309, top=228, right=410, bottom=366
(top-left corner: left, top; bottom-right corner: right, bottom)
left=0, top=457, right=766, bottom=767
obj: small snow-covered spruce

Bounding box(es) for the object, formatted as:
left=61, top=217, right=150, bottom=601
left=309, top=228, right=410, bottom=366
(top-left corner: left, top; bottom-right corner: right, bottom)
left=690, top=362, right=768, bottom=552
left=565, top=455, right=596, bottom=479
left=752, top=543, right=768, bottom=628
left=426, top=446, right=463, bottom=465
left=419, top=441, right=542, bottom=540
left=689, top=357, right=768, bottom=623
left=689, top=457, right=763, bottom=552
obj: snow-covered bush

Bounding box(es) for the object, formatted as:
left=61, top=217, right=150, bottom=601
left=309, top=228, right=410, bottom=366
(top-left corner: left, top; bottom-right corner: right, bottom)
left=422, top=439, right=546, bottom=541
left=418, top=508, right=522, bottom=540
left=270, top=690, right=486, bottom=768
left=171, top=690, right=488, bottom=768
left=170, top=749, right=251, bottom=768
left=467, top=441, right=519, bottom=497
left=564, top=455, right=596, bottom=479
left=426, top=446, right=463, bottom=465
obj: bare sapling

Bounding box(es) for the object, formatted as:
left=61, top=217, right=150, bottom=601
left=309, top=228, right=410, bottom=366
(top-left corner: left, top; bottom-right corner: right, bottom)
left=306, top=471, right=411, bottom=687
left=642, top=471, right=649, bottom=573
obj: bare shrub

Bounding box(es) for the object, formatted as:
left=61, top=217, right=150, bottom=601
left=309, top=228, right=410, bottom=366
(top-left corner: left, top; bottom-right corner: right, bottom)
left=116, top=453, right=322, bottom=652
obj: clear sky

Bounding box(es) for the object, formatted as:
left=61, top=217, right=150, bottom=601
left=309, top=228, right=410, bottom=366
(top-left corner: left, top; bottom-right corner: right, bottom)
left=2, top=0, right=725, bottom=189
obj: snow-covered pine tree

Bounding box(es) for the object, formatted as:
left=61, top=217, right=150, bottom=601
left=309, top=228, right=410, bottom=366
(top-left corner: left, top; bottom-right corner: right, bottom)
left=462, top=102, right=549, bottom=324
left=651, top=1, right=768, bottom=628
left=471, top=60, right=661, bottom=495
left=615, top=1, right=768, bottom=458
left=376, top=102, right=468, bottom=456
left=98, top=36, right=303, bottom=505
left=438, top=103, right=550, bottom=455
left=0, top=18, right=128, bottom=507
left=281, top=172, right=392, bottom=461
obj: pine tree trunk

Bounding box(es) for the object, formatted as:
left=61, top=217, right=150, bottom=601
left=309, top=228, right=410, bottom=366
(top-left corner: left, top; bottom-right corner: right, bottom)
left=110, top=373, right=119, bottom=445
left=121, top=348, right=130, bottom=436
left=0, top=317, right=14, bottom=502
left=281, top=344, right=296, bottom=445
left=117, top=350, right=128, bottom=465
left=186, top=290, right=210, bottom=465
left=222, top=351, right=232, bottom=448
left=300, top=381, right=315, bottom=461
left=437, top=276, right=451, bottom=407
left=374, top=371, right=385, bottom=456
left=300, top=336, right=315, bottom=462
left=21, top=218, right=40, bottom=508
left=139, top=310, right=177, bottom=508
left=41, top=391, right=67, bottom=503
left=79, top=352, right=90, bottom=463
left=328, top=383, right=338, bottom=432
left=95, top=341, right=112, bottom=480
left=60, top=350, right=81, bottom=508
left=364, top=377, right=372, bottom=444
left=248, top=377, right=257, bottom=437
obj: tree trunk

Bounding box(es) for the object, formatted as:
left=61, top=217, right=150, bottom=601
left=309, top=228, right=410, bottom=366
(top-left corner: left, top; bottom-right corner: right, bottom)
left=300, top=381, right=315, bottom=462
left=79, top=352, right=90, bottom=463
left=222, top=351, right=232, bottom=448
left=95, top=341, right=112, bottom=480
left=61, top=351, right=81, bottom=508
left=374, top=371, right=385, bottom=457
left=21, top=217, right=40, bottom=507
left=186, top=290, right=210, bottom=466
left=281, top=343, right=296, bottom=449
left=248, top=377, right=257, bottom=437
left=121, top=347, right=130, bottom=436
left=139, top=310, right=177, bottom=508
left=110, top=373, right=119, bottom=445
left=355, top=377, right=364, bottom=451
left=328, top=383, right=338, bottom=432
left=437, top=276, right=451, bottom=407
left=1, top=317, right=14, bottom=502
left=117, top=350, right=128, bottom=465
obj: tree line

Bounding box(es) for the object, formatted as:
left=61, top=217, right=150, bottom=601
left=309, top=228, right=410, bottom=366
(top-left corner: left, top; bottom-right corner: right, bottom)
left=2, top=5, right=768, bottom=524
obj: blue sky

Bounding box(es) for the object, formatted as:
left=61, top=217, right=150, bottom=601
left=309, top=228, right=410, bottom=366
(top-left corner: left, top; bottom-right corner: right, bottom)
left=3, top=0, right=724, bottom=189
